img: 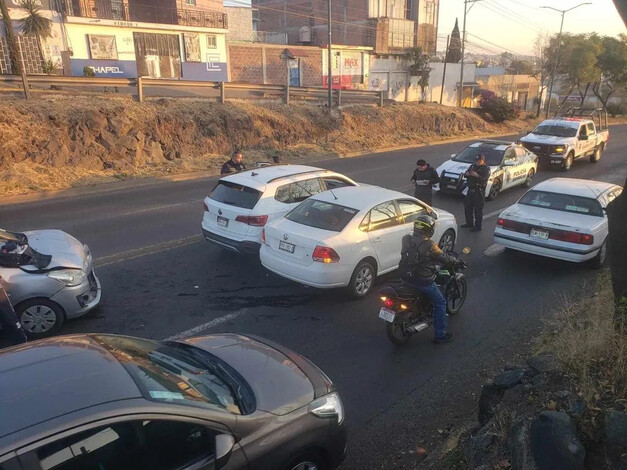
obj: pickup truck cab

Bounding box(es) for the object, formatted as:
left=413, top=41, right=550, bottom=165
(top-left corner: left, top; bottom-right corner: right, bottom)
left=520, top=108, right=609, bottom=171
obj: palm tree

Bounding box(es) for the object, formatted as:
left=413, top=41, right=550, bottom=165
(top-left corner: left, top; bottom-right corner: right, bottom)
left=0, top=0, right=22, bottom=74
left=19, top=0, right=51, bottom=59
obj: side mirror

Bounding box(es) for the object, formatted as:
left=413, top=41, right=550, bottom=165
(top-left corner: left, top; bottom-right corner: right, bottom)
left=462, top=247, right=471, bottom=254
left=429, top=209, right=439, bottom=220
left=216, top=434, right=235, bottom=469
left=450, top=153, right=456, bottom=159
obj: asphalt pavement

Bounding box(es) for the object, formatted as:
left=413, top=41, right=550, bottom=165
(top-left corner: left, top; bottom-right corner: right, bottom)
left=1, top=125, right=626, bottom=468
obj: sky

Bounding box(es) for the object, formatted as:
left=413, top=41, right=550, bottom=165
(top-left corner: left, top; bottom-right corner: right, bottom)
left=227, top=0, right=625, bottom=56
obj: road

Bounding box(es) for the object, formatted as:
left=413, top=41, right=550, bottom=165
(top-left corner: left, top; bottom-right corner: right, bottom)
left=2, top=126, right=625, bottom=468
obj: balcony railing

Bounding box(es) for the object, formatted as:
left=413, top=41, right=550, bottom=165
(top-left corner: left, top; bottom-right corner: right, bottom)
left=56, top=0, right=228, bottom=29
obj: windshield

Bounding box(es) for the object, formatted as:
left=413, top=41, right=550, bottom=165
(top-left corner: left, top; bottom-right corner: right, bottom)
left=453, top=145, right=505, bottom=166
left=209, top=181, right=262, bottom=210
left=93, top=335, right=255, bottom=415
left=531, top=124, right=578, bottom=137
left=285, top=199, right=359, bottom=232
left=519, top=190, right=603, bottom=217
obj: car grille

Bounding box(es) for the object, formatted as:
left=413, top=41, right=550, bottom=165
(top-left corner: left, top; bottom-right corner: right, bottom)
left=441, top=173, right=463, bottom=191
left=522, top=142, right=552, bottom=156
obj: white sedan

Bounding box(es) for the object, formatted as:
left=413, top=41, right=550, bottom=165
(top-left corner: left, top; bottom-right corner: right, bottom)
left=493, top=178, right=623, bottom=267
left=260, top=186, right=457, bottom=297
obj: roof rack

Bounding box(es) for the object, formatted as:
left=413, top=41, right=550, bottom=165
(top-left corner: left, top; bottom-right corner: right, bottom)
left=266, top=168, right=328, bottom=184
left=555, top=107, right=608, bottom=131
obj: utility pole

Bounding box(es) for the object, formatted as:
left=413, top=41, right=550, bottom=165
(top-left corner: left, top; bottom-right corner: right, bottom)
left=458, top=0, right=481, bottom=108
left=541, top=3, right=591, bottom=118
left=440, top=35, right=450, bottom=105
left=327, top=0, right=333, bottom=108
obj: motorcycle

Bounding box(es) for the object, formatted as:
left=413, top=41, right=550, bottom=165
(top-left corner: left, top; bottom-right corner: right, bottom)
left=378, top=247, right=471, bottom=345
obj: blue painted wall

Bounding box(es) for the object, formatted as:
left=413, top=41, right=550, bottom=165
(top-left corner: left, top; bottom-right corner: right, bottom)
left=71, top=60, right=138, bottom=78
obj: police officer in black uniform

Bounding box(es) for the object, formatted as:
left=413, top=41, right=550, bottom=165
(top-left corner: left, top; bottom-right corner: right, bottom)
left=221, top=150, right=247, bottom=175
left=411, top=159, right=440, bottom=206
left=0, top=280, right=27, bottom=348
left=461, top=153, right=491, bottom=232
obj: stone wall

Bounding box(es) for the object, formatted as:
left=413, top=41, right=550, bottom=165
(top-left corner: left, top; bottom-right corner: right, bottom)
left=0, top=36, right=43, bottom=74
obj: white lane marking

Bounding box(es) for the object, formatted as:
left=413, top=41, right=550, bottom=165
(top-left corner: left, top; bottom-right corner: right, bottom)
left=484, top=208, right=504, bottom=220
left=164, top=309, right=249, bottom=341
left=116, top=200, right=198, bottom=218
left=484, top=243, right=506, bottom=257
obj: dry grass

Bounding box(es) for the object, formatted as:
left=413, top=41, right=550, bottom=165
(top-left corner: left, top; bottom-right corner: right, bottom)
left=539, top=273, right=627, bottom=409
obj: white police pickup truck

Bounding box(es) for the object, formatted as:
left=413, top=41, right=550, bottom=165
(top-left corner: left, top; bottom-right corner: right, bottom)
left=520, top=108, right=609, bottom=171
left=435, top=140, right=539, bottom=201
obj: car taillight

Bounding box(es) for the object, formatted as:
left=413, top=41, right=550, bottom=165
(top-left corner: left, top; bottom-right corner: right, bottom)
left=497, top=218, right=526, bottom=233
left=312, top=246, right=340, bottom=263
left=235, top=215, right=268, bottom=226
left=550, top=230, right=594, bottom=245
left=261, top=229, right=266, bottom=244
left=203, top=201, right=209, bottom=212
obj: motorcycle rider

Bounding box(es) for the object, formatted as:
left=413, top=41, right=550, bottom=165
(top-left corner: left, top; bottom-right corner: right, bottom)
left=399, top=215, right=463, bottom=344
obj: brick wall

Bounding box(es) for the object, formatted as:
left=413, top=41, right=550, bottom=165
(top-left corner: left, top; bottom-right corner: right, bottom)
left=225, top=7, right=253, bottom=42
left=0, top=36, right=42, bottom=74
left=228, top=43, right=322, bottom=87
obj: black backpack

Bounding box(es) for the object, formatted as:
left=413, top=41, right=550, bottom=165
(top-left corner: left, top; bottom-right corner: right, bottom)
left=399, top=237, right=429, bottom=278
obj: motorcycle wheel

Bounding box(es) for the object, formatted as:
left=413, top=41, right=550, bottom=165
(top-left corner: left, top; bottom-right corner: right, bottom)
left=446, top=278, right=468, bottom=315
left=386, top=319, right=412, bottom=345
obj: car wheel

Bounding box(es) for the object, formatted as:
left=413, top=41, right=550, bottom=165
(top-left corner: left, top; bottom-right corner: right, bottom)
left=562, top=153, right=574, bottom=171
left=438, top=229, right=456, bottom=253
left=285, top=452, right=328, bottom=470
left=590, top=145, right=603, bottom=163
left=347, top=260, right=376, bottom=298
left=16, top=299, right=65, bottom=338
left=589, top=240, right=607, bottom=269
left=486, top=179, right=501, bottom=201
left=523, top=168, right=535, bottom=188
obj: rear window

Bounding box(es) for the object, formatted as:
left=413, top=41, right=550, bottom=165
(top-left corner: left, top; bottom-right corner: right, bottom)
left=209, top=181, right=262, bottom=210
left=519, top=190, right=603, bottom=217
left=285, top=199, right=359, bottom=232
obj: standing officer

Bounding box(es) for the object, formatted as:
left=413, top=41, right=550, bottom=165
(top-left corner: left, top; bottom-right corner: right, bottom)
left=411, top=159, right=440, bottom=206
left=221, top=150, right=247, bottom=175
left=0, top=279, right=27, bottom=348
left=461, top=154, right=491, bottom=232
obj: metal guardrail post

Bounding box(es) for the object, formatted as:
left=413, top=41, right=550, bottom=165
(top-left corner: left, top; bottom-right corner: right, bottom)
left=285, top=84, right=290, bottom=105
left=337, top=88, right=342, bottom=107
left=220, top=81, right=226, bottom=103
left=137, top=76, right=144, bottom=103
left=379, top=90, right=384, bottom=107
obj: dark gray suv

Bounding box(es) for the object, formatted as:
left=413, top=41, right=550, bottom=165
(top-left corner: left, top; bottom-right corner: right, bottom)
left=0, top=334, right=346, bottom=470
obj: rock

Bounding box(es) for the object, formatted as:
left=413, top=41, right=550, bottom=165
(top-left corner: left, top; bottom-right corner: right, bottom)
left=530, top=411, right=585, bottom=470
left=97, top=131, right=117, bottom=152
left=606, top=410, right=627, bottom=463
left=530, top=373, right=548, bottom=389
left=494, top=369, right=525, bottom=389
left=143, top=139, right=165, bottom=163
left=479, top=383, right=503, bottom=426
left=108, top=116, right=133, bottom=136
left=508, top=419, right=537, bottom=470
left=527, top=353, right=560, bottom=374
left=465, top=430, right=497, bottom=467
left=503, top=384, right=527, bottom=407
left=84, top=111, right=107, bottom=133
left=119, top=135, right=139, bottom=152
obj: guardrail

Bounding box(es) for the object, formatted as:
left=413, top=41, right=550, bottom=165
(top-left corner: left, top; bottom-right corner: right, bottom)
left=0, top=74, right=385, bottom=107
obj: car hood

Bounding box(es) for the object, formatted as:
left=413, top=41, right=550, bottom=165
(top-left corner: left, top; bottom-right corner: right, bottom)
left=500, top=204, right=604, bottom=231
left=436, top=160, right=499, bottom=176
left=521, top=133, right=574, bottom=145
left=23, top=230, right=89, bottom=270
left=183, top=334, right=316, bottom=416
left=434, top=207, right=456, bottom=224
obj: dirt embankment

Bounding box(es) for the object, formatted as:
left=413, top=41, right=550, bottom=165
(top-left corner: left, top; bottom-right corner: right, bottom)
left=0, top=96, right=536, bottom=196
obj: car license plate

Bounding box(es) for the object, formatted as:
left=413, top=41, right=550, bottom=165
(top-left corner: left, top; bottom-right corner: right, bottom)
left=379, top=308, right=396, bottom=322
left=447, top=184, right=458, bottom=189
left=551, top=159, right=562, bottom=164
left=279, top=240, right=295, bottom=253
left=530, top=228, right=549, bottom=240
left=217, top=216, right=228, bottom=227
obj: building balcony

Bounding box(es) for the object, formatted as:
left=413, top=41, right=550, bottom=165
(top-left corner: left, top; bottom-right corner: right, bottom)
left=56, top=0, right=228, bottom=30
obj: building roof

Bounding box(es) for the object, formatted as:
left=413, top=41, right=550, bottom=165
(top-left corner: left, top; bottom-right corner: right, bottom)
left=311, top=185, right=410, bottom=210
left=533, top=178, right=619, bottom=199
left=0, top=336, right=141, bottom=439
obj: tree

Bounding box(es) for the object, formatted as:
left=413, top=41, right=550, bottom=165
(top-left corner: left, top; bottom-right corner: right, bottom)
left=510, top=59, right=533, bottom=75
left=554, top=34, right=601, bottom=111
left=592, top=34, right=627, bottom=108
left=405, top=46, right=432, bottom=100
left=499, top=52, right=514, bottom=67
left=0, top=0, right=22, bottom=74
left=533, top=33, right=552, bottom=117
left=446, top=19, right=462, bottom=63
left=19, top=0, right=51, bottom=59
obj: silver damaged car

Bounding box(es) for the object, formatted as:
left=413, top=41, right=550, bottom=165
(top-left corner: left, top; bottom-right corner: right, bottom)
left=0, top=229, right=101, bottom=338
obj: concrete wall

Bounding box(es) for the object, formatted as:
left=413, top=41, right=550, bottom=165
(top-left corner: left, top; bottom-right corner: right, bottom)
left=427, top=62, right=477, bottom=107
left=225, top=6, right=253, bottom=42
left=477, top=74, right=541, bottom=111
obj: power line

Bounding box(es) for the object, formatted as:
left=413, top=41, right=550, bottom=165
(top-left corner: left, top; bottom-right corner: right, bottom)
left=485, top=0, right=546, bottom=31
left=466, top=32, right=524, bottom=55
left=477, top=1, right=544, bottom=33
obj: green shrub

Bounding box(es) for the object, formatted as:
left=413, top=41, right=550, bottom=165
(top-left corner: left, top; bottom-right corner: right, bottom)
left=42, top=59, right=59, bottom=75
left=481, top=96, right=518, bottom=123
left=83, top=66, right=95, bottom=77
left=606, top=103, right=625, bottom=117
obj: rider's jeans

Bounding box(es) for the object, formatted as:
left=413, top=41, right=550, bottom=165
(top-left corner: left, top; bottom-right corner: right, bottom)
left=416, top=281, right=448, bottom=339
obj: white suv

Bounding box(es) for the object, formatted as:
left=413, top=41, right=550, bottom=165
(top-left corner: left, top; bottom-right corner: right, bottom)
left=202, top=165, right=358, bottom=253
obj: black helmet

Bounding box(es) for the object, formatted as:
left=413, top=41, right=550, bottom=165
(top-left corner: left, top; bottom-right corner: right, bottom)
left=413, top=214, right=436, bottom=238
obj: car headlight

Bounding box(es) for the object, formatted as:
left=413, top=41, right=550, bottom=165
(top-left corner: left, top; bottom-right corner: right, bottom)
left=309, top=392, right=344, bottom=424
left=554, top=146, right=565, bottom=154
left=48, top=269, right=88, bottom=287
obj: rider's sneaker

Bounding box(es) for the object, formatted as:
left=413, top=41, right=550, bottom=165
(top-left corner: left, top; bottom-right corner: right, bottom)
left=433, top=333, right=454, bottom=344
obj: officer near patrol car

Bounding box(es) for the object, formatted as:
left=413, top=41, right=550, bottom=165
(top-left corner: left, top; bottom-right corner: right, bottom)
left=462, top=154, right=491, bottom=232
left=411, top=159, right=440, bottom=206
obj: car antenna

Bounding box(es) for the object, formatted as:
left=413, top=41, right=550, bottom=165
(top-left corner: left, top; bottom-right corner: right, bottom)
left=329, top=188, right=338, bottom=200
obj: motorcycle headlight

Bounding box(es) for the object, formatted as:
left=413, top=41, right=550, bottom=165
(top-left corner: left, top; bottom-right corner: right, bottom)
left=309, top=392, right=344, bottom=424
left=48, top=269, right=88, bottom=287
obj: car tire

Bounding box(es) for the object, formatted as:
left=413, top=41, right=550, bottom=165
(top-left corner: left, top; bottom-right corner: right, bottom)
left=438, top=229, right=456, bottom=253
left=562, top=153, right=574, bottom=171
left=589, top=240, right=607, bottom=269
left=16, top=298, right=65, bottom=339
left=347, top=260, right=376, bottom=298
left=523, top=168, right=535, bottom=188
left=284, top=452, right=328, bottom=470
left=590, top=144, right=603, bottom=163
left=486, top=179, right=501, bottom=201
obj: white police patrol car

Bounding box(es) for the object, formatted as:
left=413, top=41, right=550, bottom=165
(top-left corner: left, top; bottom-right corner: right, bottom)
left=435, top=140, right=539, bottom=201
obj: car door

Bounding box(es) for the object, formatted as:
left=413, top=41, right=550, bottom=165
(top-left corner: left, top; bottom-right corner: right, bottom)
left=20, top=417, right=241, bottom=470
left=365, top=201, right=404, bottom=272
left=501, top=147, right=518, bottom=190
